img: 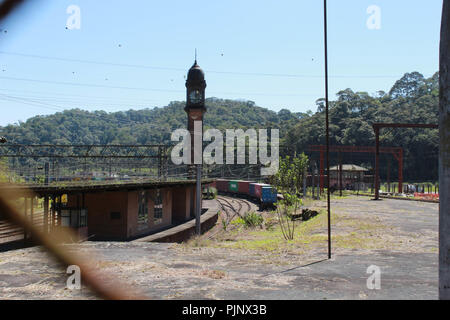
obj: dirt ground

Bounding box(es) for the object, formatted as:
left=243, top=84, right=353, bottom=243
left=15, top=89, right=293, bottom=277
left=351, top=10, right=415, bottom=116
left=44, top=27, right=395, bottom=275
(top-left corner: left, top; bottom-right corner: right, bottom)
left=0, top=196, right=439, bottom=300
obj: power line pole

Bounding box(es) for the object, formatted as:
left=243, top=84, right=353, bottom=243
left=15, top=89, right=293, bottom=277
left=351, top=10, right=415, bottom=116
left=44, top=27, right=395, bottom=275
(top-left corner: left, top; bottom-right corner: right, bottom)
left=196, top=164, right=201, bottom=235
left=324, top=0, right=332, bottom=259
left=339, top=152, right=343, bottom=197
left=387, top=158, right=391, bottom=193
left=439, top=0, right=450, bottom=300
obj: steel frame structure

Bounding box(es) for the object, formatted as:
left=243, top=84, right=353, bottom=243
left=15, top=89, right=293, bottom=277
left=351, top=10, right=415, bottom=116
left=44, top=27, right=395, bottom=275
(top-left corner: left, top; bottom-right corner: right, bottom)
left=373, top=123, right=438, bottom=200
left=0, top=144, right=171, bottom=182
left=307, top=145, right=404, bottom=193
left=0, top=144, right=169, bottom=158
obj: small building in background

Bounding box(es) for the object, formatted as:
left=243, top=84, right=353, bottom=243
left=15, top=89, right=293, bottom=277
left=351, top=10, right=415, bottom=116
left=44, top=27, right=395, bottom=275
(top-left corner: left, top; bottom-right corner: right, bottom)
left=329, top=164, right=370, bottom=190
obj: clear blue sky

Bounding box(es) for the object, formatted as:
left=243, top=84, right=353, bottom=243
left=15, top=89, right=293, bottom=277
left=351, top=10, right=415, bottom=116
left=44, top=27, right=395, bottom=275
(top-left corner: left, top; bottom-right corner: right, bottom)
left=0, top=0, right=443, bottom=126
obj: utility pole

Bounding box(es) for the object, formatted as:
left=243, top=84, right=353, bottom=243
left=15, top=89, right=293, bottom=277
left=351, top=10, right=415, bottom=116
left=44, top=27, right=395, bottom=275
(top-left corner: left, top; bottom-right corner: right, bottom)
left=324, top=0, right=332, bottom=259
left=196, top=164, right=201, bottom=235
left=439, top=0, right=450, bottom=300
left=339, top=152, right=343, bottom=197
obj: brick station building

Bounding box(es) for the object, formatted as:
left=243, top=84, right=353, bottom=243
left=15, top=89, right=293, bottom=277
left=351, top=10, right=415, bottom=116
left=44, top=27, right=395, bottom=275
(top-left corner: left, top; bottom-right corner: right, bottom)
left=0, top=179, right=211, bottom=241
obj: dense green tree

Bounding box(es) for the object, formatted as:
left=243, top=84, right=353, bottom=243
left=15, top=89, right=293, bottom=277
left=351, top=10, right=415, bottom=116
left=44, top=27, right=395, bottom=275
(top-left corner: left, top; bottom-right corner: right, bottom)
left=389, top=72, right=426, bottom=98
left=284, top=71, right=439, bottom=182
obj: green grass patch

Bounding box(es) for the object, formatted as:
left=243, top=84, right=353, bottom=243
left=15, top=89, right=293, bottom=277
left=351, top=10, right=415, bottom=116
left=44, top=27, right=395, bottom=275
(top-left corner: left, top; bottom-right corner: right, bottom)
left=210, top=207, right=387, bottom=253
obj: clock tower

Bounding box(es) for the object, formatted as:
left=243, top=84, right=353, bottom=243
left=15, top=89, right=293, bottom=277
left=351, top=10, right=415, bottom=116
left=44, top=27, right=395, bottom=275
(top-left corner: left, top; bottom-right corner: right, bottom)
left=185, top=60, right=207, bottom=175
left=185, top=60, right=206, bottom=221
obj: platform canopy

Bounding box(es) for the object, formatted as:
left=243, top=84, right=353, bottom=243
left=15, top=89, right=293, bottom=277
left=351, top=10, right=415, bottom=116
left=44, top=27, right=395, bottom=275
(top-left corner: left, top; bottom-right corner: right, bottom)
left=0, top=178, right=214, bottom=197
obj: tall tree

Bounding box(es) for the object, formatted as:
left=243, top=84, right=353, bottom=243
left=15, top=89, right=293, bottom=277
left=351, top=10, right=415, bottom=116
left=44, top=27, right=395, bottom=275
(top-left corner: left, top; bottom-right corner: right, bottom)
left=389, top=72, right=426, bottom=98
left=440, top=0, right=450, bottom=300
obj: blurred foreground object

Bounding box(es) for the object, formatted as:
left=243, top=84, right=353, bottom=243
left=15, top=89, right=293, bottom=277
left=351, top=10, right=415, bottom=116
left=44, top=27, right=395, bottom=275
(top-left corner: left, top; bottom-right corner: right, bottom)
left=439, top=0, right=450, bottom=300
left=0, top=184, right=146, bottom=299
left=0, top=0, right=147, bottom=300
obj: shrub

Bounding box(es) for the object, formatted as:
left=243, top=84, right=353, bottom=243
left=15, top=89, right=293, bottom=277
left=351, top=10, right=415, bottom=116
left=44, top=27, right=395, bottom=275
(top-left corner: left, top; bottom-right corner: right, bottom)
left=276, top=193, right=302, bottom=240
left=231, top=217, right=245, bottom=226
left=242, top=212, right=264, bottom=228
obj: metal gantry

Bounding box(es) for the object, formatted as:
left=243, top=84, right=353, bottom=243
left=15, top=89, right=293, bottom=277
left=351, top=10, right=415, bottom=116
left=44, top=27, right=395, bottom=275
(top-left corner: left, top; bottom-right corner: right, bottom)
left=0, top=144, right=171, bottom=183
left=308, top=144, right=404, bottom=194
left=372, top=123, right=439, bottom=200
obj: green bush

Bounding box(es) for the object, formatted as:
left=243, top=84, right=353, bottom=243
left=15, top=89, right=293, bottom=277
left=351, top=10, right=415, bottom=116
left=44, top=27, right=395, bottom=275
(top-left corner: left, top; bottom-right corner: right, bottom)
left=282, top=193, right=303, bottom=207
left=231, top=217, right=245, bottom=226
left=242, top=212, right=264, bottom=228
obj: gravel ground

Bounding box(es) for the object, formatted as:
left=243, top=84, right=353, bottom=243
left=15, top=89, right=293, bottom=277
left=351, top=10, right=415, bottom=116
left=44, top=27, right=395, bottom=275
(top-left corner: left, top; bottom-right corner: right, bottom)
left=0, top=196, right=439, bottom=300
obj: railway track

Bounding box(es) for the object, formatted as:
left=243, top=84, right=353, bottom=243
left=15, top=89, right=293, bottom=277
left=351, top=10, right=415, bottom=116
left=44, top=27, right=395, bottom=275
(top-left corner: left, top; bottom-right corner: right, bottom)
left=208, top=195, right=254, bottom=239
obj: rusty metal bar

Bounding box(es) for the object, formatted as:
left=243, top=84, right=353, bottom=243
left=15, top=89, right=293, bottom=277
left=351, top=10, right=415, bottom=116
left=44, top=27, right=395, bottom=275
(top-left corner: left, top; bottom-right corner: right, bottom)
left=375, top=126, right=380, bottom=200
left=373, top=123, right=438, bottom=129
left=308, top=145, right=403, bottom=154
left=371, top=123, right=437, bottom=197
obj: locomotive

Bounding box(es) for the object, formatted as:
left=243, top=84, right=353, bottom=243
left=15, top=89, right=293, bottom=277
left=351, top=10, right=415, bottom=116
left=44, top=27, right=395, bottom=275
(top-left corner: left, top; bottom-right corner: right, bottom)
left=212, top=179, right=278, bottom=209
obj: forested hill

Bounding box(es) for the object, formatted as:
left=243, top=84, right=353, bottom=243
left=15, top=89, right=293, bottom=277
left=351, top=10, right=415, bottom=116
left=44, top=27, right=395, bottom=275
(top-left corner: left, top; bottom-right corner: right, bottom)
left=0, top=71, right=440, bottom=181
left=0, top=98, right=302, bottom=145
left=284, top=71, right=439, bottom=181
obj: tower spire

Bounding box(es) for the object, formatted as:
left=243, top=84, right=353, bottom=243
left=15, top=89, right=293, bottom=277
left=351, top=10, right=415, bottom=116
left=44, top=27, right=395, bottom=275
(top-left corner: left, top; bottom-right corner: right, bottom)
left=195, top=48, right=197, bottom=63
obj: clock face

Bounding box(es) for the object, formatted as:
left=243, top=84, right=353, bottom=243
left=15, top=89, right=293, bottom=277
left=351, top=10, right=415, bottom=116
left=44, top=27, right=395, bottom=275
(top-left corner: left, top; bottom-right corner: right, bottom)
left=189, top=90, right=202, bottom=104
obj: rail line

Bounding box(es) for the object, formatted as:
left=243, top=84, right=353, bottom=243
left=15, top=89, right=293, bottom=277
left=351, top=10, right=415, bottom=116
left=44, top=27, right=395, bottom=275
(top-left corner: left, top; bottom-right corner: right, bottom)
left=208, top=195, right=254, bottom=239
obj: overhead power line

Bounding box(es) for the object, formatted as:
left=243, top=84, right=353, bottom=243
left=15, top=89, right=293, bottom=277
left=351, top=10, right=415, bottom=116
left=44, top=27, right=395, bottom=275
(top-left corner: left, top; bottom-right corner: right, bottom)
left=0, top=88, right=159, bottom=104
left=0, top=75, right=321, bottom=97
left=0, top=93, right=160, bottom=127
left=0, top=50, right=403, bottom=79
